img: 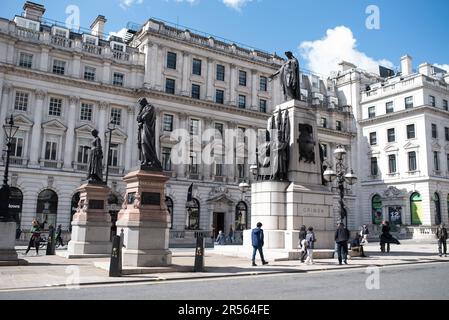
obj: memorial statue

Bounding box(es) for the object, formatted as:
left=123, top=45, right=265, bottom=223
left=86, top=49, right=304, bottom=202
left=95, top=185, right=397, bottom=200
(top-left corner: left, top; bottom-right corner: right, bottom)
left=137, top=97, right=162, bottom=171
left=269, top=51, right=301, bottom=101
left=86, top=129, right=103, bottom=183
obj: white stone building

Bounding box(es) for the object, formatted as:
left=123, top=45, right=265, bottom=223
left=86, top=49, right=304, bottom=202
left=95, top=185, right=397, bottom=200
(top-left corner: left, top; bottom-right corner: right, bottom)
left=0, top=1, right=359, bottom=246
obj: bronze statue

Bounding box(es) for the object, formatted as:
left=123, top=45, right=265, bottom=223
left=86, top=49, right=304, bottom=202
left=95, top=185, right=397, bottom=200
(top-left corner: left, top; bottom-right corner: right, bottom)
left=86, top=129, right=103, bottom=183
left=269, top=51, right=301, bottom=101
left=137, top=97, right=162, bottom=171
left=297, top=124, right=316, bottom=164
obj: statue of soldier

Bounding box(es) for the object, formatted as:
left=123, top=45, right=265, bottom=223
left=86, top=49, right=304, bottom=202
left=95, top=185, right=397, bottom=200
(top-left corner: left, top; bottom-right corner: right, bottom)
left=137, top=97, right=162, bottom=171
left=269, top=51, right=301, bottom=101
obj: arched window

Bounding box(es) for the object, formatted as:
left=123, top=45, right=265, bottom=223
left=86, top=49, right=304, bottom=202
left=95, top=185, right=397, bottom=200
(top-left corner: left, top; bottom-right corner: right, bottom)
left=235, top=201, right=248, bottom=231
left=410, top=192, right=423, bottom=225
left=70, top=192, right=80, bottom=223
left=434, top=192, right=441, bottom=225
left=36, top=189, right=58, bottom=229
left=9, top=187, right=23, bottom=226
left=186, top=198, right=200, bottom=230
left=371, top=194, right=382, bottom=225
left=165, top=197, right=174, bottom=229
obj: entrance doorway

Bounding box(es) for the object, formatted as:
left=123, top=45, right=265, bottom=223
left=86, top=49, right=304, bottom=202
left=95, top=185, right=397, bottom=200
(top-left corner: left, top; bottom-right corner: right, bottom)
left=213, top=212, right=225, bottom=239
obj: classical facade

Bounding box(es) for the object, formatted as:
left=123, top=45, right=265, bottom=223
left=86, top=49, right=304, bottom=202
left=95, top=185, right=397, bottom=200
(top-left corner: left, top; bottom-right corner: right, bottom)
left=0, top=1, right=369, bottom=246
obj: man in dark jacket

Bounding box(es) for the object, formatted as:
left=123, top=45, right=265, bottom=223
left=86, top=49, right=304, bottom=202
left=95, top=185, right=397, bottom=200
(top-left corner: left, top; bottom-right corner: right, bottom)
left=298, top=225, right=307, bottom=262
left=251, top=222, right=268, bottom=266
left=335, top=222, right=350, bottom=265
left=436, top=224, right=448, bottom=257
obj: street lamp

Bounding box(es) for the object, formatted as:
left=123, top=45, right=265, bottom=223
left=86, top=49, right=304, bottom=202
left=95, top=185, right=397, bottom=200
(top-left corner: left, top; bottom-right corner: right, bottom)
left=104, top=117, right=116, bottom=185
left=0, top=115, right=19, bottom=222
left=323, top=145, right=357, bottom=226
left=238, top=181, right=250, bottom=200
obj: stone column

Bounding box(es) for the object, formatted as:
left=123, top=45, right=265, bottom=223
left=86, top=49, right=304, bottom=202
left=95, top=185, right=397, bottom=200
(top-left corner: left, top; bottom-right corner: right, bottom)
left=150, top=43, right=160, bottom=90
left=29, top=90, right=46, bottom=167
left=154, top=106, right=161, bottom=161
left=251, top=70, right=258, bottom=110
left=63, top=96, right=79, bottom=170
left=102, top=61, right=111, bottom=85
left=71, top=54, right=81, bottom=78
left=6, top=40, right=15, bottom=65
left=226, top=121, right=237, bottom=182
left=39, top=47, right=49, bottom=72
left=155, top=45, right=163, bottom=91
left=98, top=101, right=108, bottom=143
left=202, top=117, right=214, bottom=180
left=125, top=105, right=135, bottom=171
left=176, top=112, right=188, bottom=179
left=206, top=58, right=214, bottom=101
left=143, top=42, right=153, bottom=88
left=229, top=64, right=237, bottom=106
left=0, top=83, right=11, bottom=147
left=181, top=51, right=190, bottom=96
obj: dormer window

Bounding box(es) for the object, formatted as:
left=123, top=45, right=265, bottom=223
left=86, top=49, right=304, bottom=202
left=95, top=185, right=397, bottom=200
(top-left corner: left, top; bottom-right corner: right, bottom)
left=52, top=27, right=69, bottom=38
left=83, top=34, right=98, bottom=46
left=111, top=41, right=126, bottom=52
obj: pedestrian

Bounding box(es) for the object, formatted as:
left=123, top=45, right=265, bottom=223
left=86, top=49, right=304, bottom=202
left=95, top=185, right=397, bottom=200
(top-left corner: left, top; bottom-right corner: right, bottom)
left=24, top=219, right=41, bottom=256
left=251, top=222, right=268, bottom=266
left=335, top=222, right=350, bottom=265
left=228, top=226, right=235, bottom=244
left=55, top=224, right=64, bottom=247
left=350, top=233, right=366, bottom=257
left=436, top=224, right=448, bottom=257
left=360, top=224, right=369, bottom=245
left=305, top=227, right=316, bottom=265
left=216, top=230, right=225, bottom=245
left=298, top=225, right=307, bottom=263
left=379, top=221, right=400, bottom=252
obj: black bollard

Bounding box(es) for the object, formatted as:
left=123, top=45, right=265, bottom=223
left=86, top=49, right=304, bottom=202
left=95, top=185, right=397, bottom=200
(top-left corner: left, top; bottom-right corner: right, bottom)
left=194, top=233, right=205, bottom=272
left=46, top=233, right=55, bottom=256
left=109, top=235, right=122, bottom=277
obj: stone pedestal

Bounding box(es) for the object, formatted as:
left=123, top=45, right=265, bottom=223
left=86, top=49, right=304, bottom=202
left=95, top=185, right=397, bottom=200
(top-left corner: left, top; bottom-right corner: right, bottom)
left=116, top=170, right=172, bottom=267
left=67, top=183, right=111, bottom=258
left=0, top=221, right=18, bottom=261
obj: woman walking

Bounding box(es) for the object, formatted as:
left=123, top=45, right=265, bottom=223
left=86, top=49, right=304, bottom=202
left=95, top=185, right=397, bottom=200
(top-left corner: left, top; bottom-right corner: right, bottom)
left=25, top=219, right=41, bottom=256
left=305, top=227, right=316, bottom=265
left=298, top=225, right=307, bottom=263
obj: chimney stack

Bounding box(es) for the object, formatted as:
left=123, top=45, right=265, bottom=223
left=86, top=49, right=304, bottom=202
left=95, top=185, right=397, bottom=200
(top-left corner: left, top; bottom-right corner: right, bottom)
left=91, top=15, right=107, bottom=38
left=419, top=63, right=432, bottom=77
left=400, top=55, right=413, bottom=76
left=23, top=1, right=45, bottom=21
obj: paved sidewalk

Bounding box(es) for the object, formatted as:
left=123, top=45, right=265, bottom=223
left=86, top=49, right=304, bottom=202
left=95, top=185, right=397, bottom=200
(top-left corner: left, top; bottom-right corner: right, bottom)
left=0, top=241, right=447, bottom=291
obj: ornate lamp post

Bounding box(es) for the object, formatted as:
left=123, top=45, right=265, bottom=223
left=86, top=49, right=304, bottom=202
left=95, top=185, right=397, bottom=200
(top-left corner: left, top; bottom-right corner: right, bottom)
left=104, top=118, right=116, bottom=185
left=0, top=115, right=19, bottom=222
left=323, top=145, right=357, bottom=226
left=238, top=181, right=250, bottom=199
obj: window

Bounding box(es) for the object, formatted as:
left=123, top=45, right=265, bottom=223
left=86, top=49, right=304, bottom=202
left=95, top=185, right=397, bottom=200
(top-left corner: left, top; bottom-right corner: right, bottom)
left=52, top=60, right=66, bottom=75
left=166, top=52, right=177, bottom=69
left=235, top=202, right=248, bottom=231
left=443, top=100, right=448, bottom=111
left=434, top=151, right=440, bottom=171
left=165, top=78, right=175, bottom=94
left=192, top=59, right=202, bottom=76
left=429, top=95, right=436, bottom=107
left=113, top=73, right=124, bottom=87
left=186, top=198, right=200, bottom=230
left=447, top=154, right=449, bottom=171
left=388, top=155, right=397, bottom=173
left=191, top=84, right=200, bottom=99
left=239, top=70, right=247, bottom=86
left=238, top=163, right=246, bottom=179
left=110, top=108, right=122, bottom=126
left=49, top=98, right=62, bottom=116
left=11, top=137, right=24, bottom=158
left=321, top=144, right=328, bottom=158
left=215, top=123, right=224, bottom=139
left=77, top=145, right=89, bottom=164
left=238, top=95, right=246, bottom=109
left=386, top=101, right=394, bottom=114
left=54, top=28, right=68, bottom=38
left=80, top=103, right=93, bottom=121
left=405, top=96, right=414, bottom=109
left=387, top=128, right=395, bottom=143
left=112, top=43, right=124, bottom=52
left=45, top=141, right=58, bottom=160
left=19, top=53, right=33, bottom=68
left=260, top=76, right=267, bottom=91
left=14, top=91, right=29, bottom=111
left=432, top=124, right=437, bottom=139
left=166, top=197, right=174, bottom=229
left=215, top=163, right=223, bottom=176
left=368, top=106, right=376, bottom=118
left=215, top=89, right=224, bottom=104
left=336, top=120, right=342, bottom=131
left=369, top=132, right=377, bottom=146
left=162, top=147, right=172, bottom=171
left=408, top=152, right=417, bottom=171
left=370, top=157, right=378, bottom=176
left=190, top=119, right=199, bottom=136
left=407, top=124, right=416, bottom=139
left=84, top=67, right=96, bottom=81
left=163, top=114, right=174, bottom=132
left=189, top=153, right=198, bottom=174
left=320, top=118, right=327, bottom=128
left=108, top=143, right=119, bottom=167
left=83, top=36, right=97, bottom=45
left=259, top=99, right=267, bottom=113
left=445, top=127, right=449, bottom=141
left=216, top=64, right=225, bottom=81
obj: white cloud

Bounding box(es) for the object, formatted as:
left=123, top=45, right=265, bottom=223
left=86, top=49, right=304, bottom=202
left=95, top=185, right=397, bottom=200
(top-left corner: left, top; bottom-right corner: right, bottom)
left=434, top=64, right=449, bottom=72
left=299, top=26, right=394, bottom=76
left=119, top=0, right=143, bottom=9
left=222, top=0, right=253, bottom=11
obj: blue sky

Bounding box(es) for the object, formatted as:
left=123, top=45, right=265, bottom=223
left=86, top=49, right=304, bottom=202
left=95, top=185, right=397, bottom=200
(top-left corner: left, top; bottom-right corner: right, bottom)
left=1, top=0, right=448, bottom=75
